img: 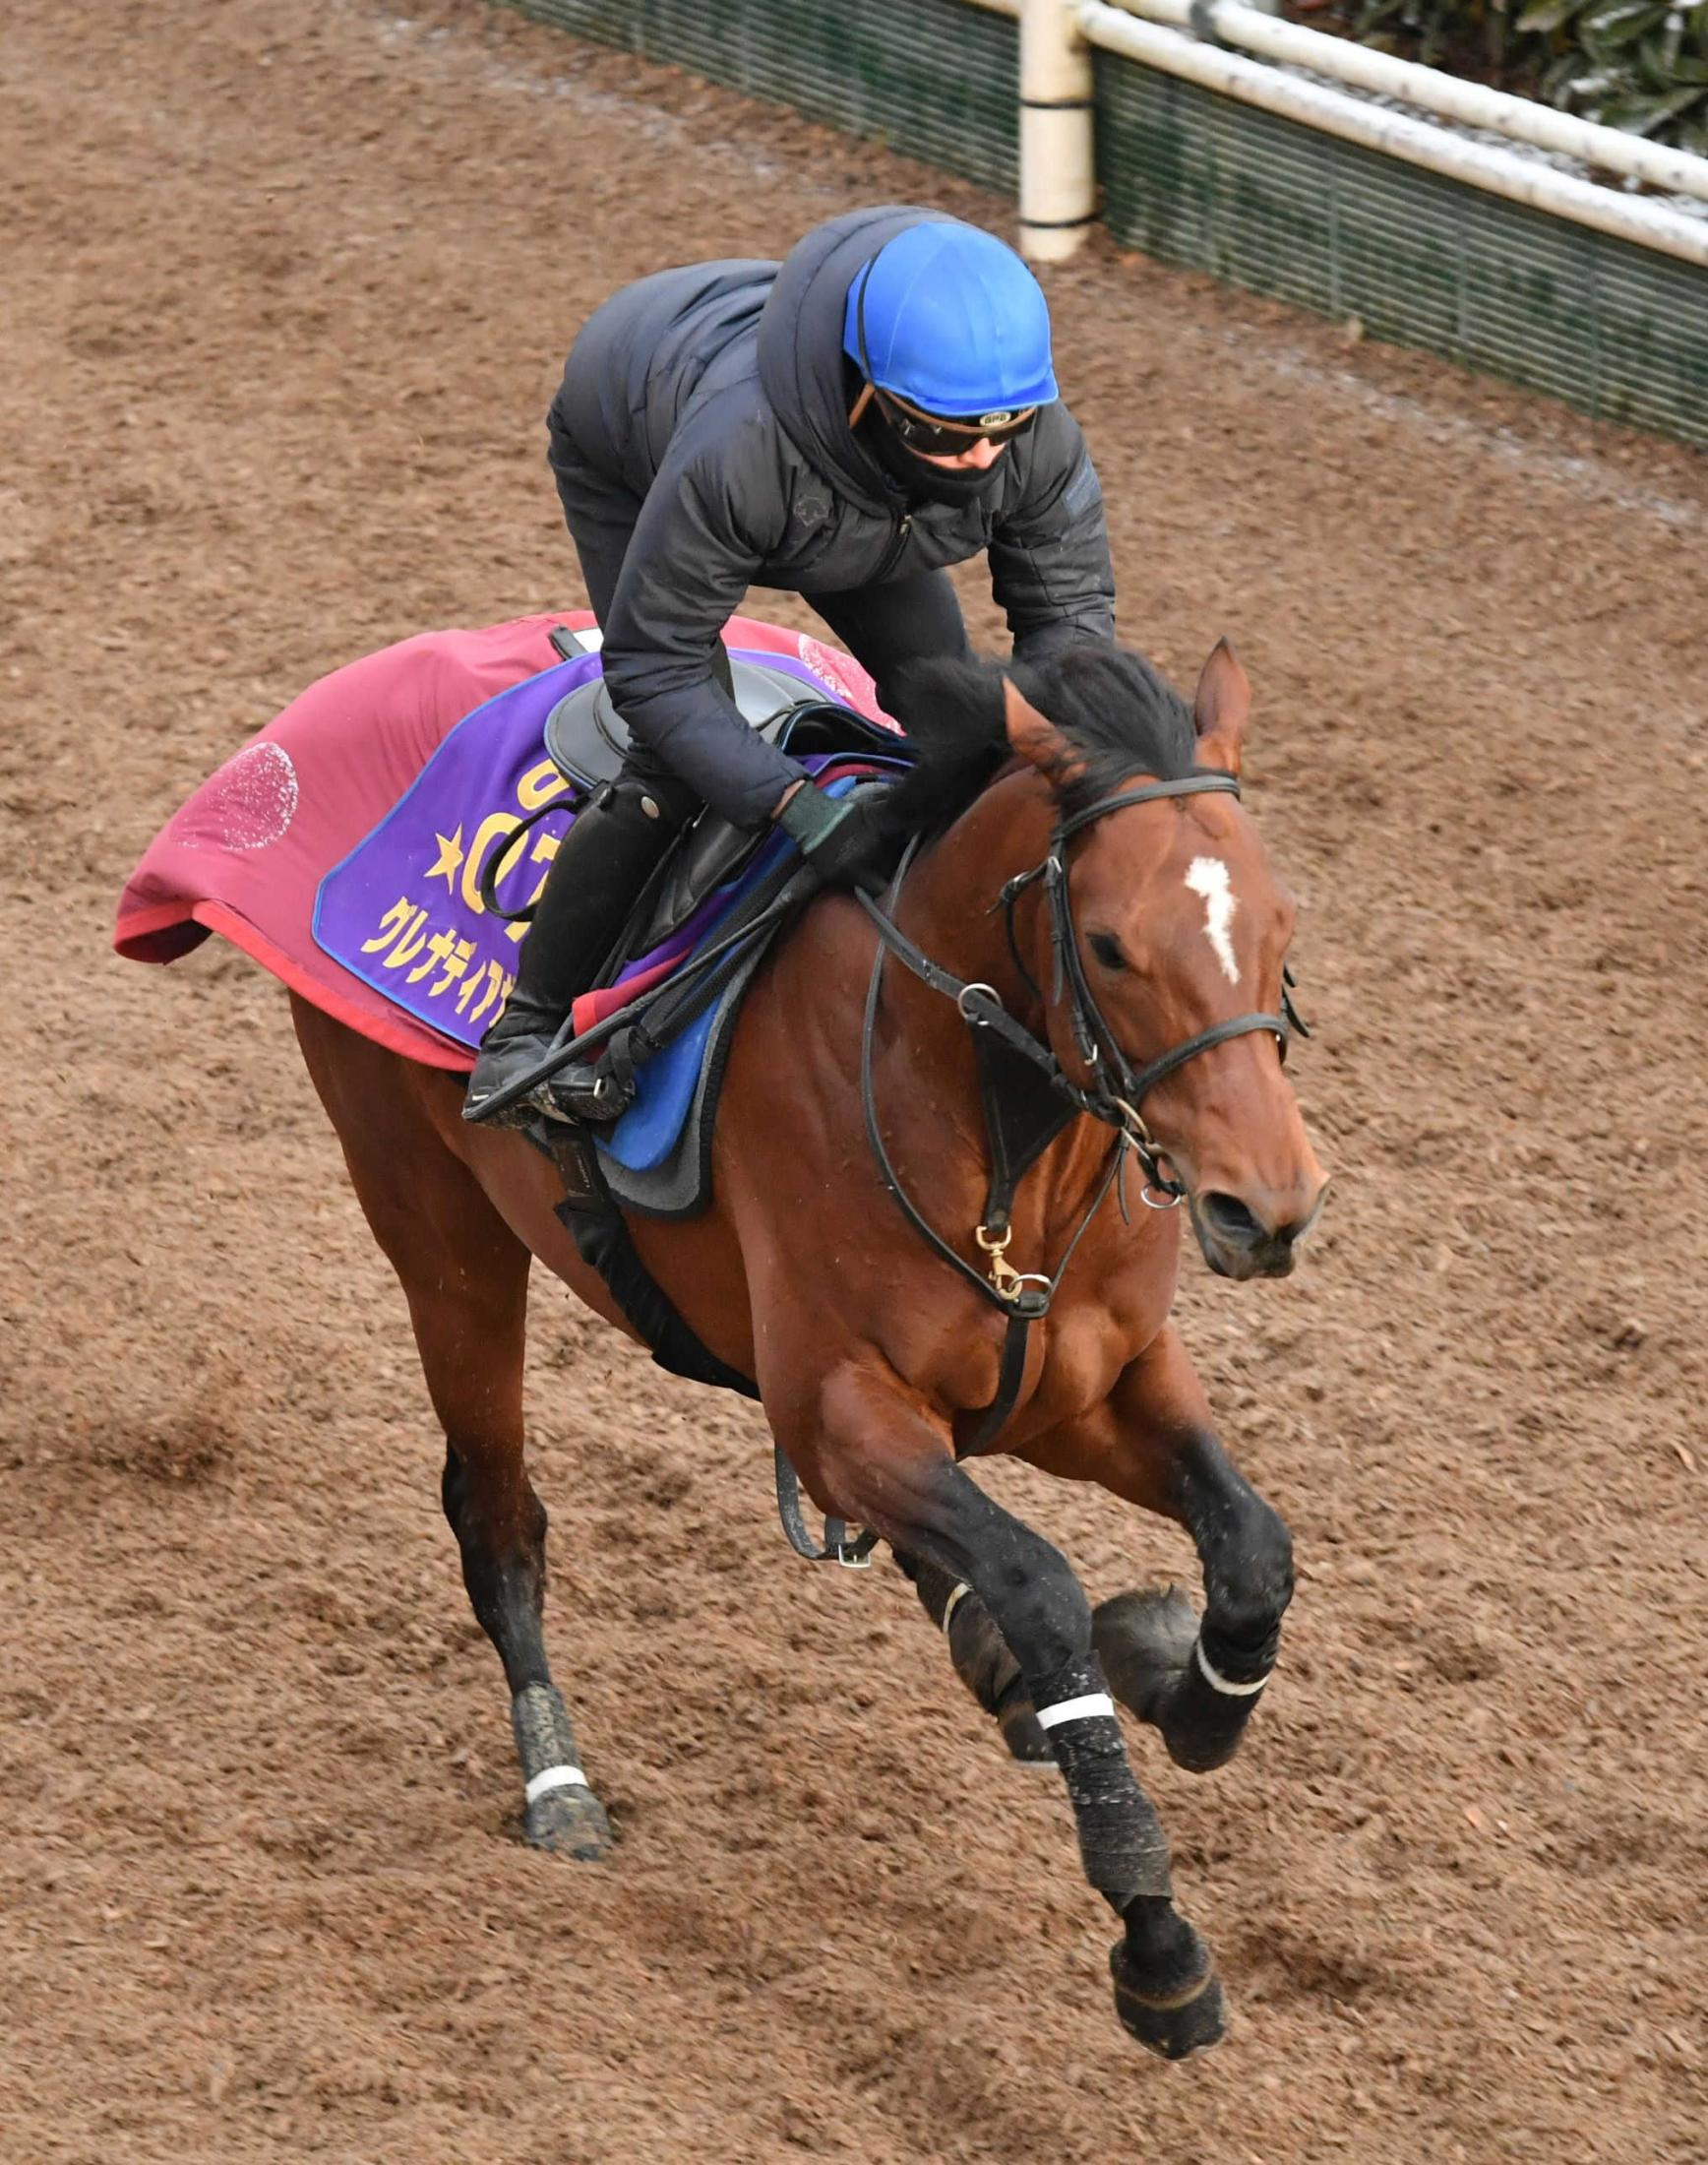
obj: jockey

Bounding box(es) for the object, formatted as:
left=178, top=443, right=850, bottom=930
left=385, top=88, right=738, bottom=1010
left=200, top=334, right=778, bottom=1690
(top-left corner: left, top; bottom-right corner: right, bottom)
left=465, top=204, right=1116, bottom=1126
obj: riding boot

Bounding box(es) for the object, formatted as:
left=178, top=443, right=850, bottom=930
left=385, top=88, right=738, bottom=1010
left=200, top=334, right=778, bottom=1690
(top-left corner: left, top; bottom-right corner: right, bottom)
left=463, top=779, right=684, bottom=1127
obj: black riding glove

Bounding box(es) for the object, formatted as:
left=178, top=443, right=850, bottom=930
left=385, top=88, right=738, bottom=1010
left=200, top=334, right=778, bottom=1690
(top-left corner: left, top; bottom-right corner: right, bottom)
left=776, top=783, right=897, bottom=895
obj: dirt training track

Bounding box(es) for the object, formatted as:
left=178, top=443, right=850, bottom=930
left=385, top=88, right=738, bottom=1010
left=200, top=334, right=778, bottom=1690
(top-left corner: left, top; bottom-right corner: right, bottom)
left=3, top=2, right=1705, bottom=2158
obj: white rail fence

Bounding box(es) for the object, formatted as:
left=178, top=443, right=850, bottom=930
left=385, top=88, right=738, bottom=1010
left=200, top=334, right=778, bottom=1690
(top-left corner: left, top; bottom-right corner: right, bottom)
left=971, top=0, right=1708, bottom=270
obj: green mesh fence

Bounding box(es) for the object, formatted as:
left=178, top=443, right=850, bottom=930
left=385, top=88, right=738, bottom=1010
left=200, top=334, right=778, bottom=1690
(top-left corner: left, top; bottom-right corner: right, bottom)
left=498, top=0, right=1708, bottom=448
left=1094, top=56, right=1708, bottom=444
left=509, top=0, right=1016, bottom=191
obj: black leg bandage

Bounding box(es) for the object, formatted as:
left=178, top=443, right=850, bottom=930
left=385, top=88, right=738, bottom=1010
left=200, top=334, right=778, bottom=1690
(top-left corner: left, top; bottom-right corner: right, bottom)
left=511, top=1681, right=590, bottom=1807
left=1035, top=1657, right=1172, bottom=1911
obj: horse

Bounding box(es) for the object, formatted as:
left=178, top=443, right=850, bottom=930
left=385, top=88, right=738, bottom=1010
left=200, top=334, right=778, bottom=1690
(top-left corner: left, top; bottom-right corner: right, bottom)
left=232, top=628, right=1325, bottom=2058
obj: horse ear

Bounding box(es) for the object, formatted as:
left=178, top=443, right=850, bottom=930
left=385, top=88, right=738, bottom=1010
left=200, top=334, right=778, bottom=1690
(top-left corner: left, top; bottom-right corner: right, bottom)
left=1192, top=639, right=1250, bottom=776
left=1003, top=676, right=1076, bottom=777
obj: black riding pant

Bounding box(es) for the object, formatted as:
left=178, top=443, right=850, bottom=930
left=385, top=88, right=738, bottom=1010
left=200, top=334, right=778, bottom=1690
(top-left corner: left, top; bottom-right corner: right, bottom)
left=547, top=419, right=971, bottom=819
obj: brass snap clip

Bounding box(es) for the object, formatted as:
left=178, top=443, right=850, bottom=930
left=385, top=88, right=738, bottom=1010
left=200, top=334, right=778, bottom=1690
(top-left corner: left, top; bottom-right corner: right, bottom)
left=976, top=1222, right=1025, bottom=1301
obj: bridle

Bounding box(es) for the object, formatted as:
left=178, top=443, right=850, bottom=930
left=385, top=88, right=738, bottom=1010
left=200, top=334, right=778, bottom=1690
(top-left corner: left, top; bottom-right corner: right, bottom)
left=1002, top=773, right=1307, bottom=1195
left=652, top=761, right=1309, bottom=1565
left=849, top=766, right=1308, bottom=1468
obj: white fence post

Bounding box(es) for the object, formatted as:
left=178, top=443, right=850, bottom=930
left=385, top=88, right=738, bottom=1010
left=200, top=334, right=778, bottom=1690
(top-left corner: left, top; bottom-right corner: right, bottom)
left=1018, top=0, right=1096, bottom=262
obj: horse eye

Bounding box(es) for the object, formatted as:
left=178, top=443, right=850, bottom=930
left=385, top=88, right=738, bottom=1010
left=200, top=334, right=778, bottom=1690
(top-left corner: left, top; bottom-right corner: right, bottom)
left=1088, top=931, right=1127, bottom=972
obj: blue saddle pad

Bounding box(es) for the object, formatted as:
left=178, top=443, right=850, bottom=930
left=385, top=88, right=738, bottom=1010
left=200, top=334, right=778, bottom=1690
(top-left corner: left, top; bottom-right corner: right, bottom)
left=596, top=773, right=861, bottom=1173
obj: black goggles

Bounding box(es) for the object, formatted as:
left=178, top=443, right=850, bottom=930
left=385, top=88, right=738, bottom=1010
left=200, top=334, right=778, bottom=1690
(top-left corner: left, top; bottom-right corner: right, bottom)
left=873, top=386, right=1038, bottom=456
left=851, top=254, right=1041, bottom=458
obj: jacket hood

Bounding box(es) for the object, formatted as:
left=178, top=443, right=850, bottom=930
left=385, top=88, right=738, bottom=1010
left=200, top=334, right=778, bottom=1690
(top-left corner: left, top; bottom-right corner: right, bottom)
left=757, top=205, right=950, bottom=513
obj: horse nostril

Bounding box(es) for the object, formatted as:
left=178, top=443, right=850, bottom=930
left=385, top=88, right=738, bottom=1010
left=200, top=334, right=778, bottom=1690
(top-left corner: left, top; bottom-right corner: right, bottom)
left=1199, top=1193, right=1264, bottom=1247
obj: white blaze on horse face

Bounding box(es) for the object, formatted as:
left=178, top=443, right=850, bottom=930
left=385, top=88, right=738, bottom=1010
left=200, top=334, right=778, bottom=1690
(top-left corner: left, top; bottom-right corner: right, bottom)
left=1185, top=856, right=1241, bottom=985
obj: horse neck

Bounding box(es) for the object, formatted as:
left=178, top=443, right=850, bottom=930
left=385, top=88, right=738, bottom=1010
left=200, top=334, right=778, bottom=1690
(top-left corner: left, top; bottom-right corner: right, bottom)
left=893, top=766, right=1056, bottom=1027
left=864, top=767, right=1127, bottom=1238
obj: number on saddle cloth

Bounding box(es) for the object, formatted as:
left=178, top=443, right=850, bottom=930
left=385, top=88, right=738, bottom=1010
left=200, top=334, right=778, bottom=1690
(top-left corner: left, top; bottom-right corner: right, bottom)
left=312, top=632, right=907, bottom=1096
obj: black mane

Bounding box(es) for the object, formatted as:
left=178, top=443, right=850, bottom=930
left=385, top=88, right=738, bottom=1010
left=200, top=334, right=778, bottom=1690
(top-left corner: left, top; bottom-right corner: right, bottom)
left=882, top=642, right=1197, bottom=839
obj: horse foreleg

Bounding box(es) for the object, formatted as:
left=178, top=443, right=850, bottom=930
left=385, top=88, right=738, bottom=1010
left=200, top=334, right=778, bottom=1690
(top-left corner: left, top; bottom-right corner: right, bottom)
left=291, top=1001, right=612, bottom=1859
left=1028, top=1323, right=1295, bottom=1776
left=794, top=1357, right=1223, bottom=2060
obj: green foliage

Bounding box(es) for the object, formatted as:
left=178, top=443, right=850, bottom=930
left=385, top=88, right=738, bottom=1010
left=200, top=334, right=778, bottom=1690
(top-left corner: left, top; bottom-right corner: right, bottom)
left=1339, top=0, right=1708, bottom=153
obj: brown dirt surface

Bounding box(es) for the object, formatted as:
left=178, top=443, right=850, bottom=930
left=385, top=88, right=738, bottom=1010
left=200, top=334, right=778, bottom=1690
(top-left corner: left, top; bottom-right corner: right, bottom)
left=3, top=1, right=1706, bottom=2159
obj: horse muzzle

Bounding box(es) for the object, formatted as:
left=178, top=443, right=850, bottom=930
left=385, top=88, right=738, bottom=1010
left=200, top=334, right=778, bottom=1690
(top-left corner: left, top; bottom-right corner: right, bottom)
left=1188, top=1183, right=1328, bottom=1280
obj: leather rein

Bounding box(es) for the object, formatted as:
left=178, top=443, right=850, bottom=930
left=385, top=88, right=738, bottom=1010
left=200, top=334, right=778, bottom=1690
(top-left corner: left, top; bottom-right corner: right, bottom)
left=855, top=768, right=1304, bottom=1447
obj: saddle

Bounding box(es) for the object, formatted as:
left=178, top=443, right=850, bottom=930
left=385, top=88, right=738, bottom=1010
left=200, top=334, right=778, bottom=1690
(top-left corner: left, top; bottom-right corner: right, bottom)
left=543, top=657, right=905, bottom=960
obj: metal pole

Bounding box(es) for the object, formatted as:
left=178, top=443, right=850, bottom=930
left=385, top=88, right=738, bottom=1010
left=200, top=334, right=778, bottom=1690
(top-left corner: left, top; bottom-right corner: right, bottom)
left=1019, top=0, right=1096, bottom=263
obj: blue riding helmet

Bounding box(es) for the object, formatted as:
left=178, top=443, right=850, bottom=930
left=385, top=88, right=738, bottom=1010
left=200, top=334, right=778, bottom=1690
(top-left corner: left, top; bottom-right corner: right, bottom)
left=842, top=220, right=1059, bottom=419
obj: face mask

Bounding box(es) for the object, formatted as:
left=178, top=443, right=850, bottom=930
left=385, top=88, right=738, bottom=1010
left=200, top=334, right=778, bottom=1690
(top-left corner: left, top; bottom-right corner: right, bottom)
left=865, top=405, right=1008, bottom=506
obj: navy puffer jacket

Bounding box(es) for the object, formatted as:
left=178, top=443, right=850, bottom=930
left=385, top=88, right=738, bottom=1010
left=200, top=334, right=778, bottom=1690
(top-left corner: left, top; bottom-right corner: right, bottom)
left=550, top=205, right=1117, bottom=826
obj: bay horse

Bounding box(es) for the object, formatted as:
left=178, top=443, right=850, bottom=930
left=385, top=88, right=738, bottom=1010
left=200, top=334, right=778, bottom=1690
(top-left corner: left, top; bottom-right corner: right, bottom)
left=287, top=634, right=1326, bottom=2059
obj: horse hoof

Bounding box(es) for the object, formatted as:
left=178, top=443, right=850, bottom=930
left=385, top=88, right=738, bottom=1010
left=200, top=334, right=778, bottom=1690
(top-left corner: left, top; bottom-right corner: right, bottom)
left=1092, top=1585, right=1198, bottom=1727
left=997, top=1698, right=1056, bottom=1765
left=1163, top=1725, right=1246, bottom=1775
left=524, top=1785, right=614, bottom=1860
left=1110, top=1942, right=1226, bottom=2061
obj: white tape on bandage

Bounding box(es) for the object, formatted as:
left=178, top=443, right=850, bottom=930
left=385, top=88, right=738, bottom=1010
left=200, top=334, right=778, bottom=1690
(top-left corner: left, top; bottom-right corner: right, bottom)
left=941, top=1581, right=972, bottom=1636
left=1035, top=1692, right=1117, bottom=1731
left=524, top=1763, right=587, bottom=1804
left=1194, top=1640, right=1269, bottom=1698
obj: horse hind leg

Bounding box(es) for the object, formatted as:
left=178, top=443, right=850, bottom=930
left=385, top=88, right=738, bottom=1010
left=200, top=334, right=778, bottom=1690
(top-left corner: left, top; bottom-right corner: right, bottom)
left=367, top=1166, right=612, bottom=1859
left=440, top=1434, right=612, bottom=1861
left=893, top=1551, right=1053, bottom=1764
left=291, top=1001, right=611, bottom=1858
